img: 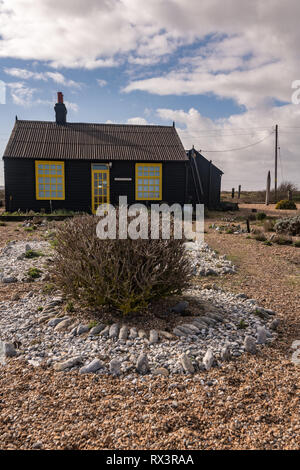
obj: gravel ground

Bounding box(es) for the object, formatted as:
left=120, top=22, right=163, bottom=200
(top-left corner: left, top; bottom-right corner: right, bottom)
left=0, top=216, right=299, bottom=450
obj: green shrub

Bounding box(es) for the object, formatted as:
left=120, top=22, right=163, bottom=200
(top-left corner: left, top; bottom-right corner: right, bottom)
left=256, top=212, right=267, bottom=220
left=24, top=250, right=43, bottom=259
left=275, top=200, right=297, bottom=210
left=293, top=240, right=300, bottom=248
left=237, top=319, right=248, bottom=329
left=263, top=240, right=272, bottom=246
left=42, top=283, right=56, bottom=294
left=52, top=214, right=193, bottom=316
left=274, top=216, right=300, bottom=236
left=27, top=267, right=42, bottom=279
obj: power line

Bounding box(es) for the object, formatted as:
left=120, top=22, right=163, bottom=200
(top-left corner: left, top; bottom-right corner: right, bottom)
left=199, top=131, right=274, bottom=153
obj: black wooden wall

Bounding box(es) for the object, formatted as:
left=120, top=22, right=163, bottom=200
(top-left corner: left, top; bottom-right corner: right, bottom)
left=3, top=158, right=188, bottom=212
left=186, top=150, right=223, bottom=208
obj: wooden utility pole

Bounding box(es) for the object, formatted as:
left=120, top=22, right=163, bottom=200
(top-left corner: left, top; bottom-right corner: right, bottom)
left=274, top=124, right=278, bottom=203
left=266, top=171, right=271, bottom=205
left=238, top=185, right=241, bottom=199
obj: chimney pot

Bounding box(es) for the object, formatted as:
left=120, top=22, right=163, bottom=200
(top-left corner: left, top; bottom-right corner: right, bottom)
left=54, top=91, right=67, bottom=125
left=57, top=91, right=64, bottom=104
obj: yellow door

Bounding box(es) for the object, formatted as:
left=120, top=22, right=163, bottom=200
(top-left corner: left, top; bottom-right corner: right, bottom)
left=91, top=167, right=110, bottom=213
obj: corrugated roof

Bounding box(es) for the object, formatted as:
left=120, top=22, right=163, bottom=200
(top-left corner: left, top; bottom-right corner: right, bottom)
left=3, top=120, right=188, bottom=162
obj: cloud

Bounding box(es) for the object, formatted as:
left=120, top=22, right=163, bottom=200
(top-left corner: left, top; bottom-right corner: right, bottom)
left=7, top=82, right=37, bottom=106
left=4, top=68, right=81, bottom=87
left=156, top=106, right=300, bottom=190
left=127, top=117, right=148, bottom=125
left=96, top=79, right=107, bottom=87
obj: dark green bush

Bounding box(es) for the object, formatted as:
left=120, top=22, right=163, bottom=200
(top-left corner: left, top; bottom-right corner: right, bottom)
left=275, top=200, right=297, bottom=210
left=52, top=214, right=193, bottom=315
left=256, top=212, right=267, bottom=220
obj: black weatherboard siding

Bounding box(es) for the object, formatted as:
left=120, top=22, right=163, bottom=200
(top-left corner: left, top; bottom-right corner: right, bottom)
left=4, top=157, right=188, bottom=212
left=186, top=149, right=223, bottom=209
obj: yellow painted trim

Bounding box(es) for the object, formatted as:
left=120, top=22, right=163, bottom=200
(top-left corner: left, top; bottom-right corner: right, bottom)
left=91, top=167, right=110, bottom=214
left=35, top=160, right=65, bottom=200
left=135, top=163, right=162, bottom=201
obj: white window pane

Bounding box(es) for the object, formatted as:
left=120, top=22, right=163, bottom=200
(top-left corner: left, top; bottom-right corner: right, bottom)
left=57, top=191, right=63, bottom=198
left=45, top=191, right=50, bottom=197
left=38, top=177, right=44, bottom=183
left=44, top=177, right=50, bottom=183
left=45, top=184, right=50, bottom=190
left=56, top=177, right=62, bottom=184
left=138, top=192, right=143, bottom=198
left=38, top=190, right=44, bottom=197
left=57, top=184, right=62, bottom=190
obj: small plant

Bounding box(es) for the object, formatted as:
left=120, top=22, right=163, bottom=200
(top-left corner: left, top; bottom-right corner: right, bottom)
left=0, top=221, right=7, bottom=226
left=27, top=267, right=42, bottom=279
left=65, top=301, right=75, bottom=313
left=275, top=200, right=297, bottom=210
left=88, top=320, right=98, bottom=329
left=37, top=306, right=43, bottom=312
left=272, top=235, right=293, bottom=245
left=263, top=240, right=272, bottom=246
left=42, top=283, right=56, bottom=294
left=275, top=216, right=300, bottom=236
left=24, top=227, right=34, bottom=232
left=293, top=240, right=300, bottom=248
left=256, top=212, right=267, bottom=221
left=237, top=319, right=248, bottom=329
left=226, top=228, right=234, bottom=234
left=24, top=250, right=44, bottom=259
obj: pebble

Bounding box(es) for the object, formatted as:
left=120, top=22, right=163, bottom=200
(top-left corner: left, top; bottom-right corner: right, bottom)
left=0, top=340, right=17, bottom=358
left=136, top=353, right=150, bottom=374
left=257, top=326, right=267, bottom=344
left=79, top=358, right=103, bottom=374
left=203, top=349, right=214, bottom=370
left=53, top=356, right=83, bottom=371
left=244, top=336, right=257, bottom=354
left=109, top=358, right=121, bottom=376
left=149, top=329, right=159, bottom=344
left=89, top=323, right=105, bottom=336
left=179, top=353, right=195, bottom=374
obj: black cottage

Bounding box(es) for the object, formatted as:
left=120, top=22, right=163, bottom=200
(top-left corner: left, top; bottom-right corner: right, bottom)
left=3, top=93, right=223, bottom=213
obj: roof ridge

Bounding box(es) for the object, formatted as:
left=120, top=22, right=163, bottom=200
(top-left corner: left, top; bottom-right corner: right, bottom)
left=15, top=119, right=175, bottom=129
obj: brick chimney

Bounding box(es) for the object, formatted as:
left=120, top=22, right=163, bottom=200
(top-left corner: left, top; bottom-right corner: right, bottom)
left=54, top=92, right=67, bottom=124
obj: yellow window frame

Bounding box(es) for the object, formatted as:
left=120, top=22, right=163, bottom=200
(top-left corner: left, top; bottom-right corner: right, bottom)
left=135, top=163, right=162, bottom=200
left=35, top=160, right=65, bottom=200
left=91, top=167, right=110, bottom=214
